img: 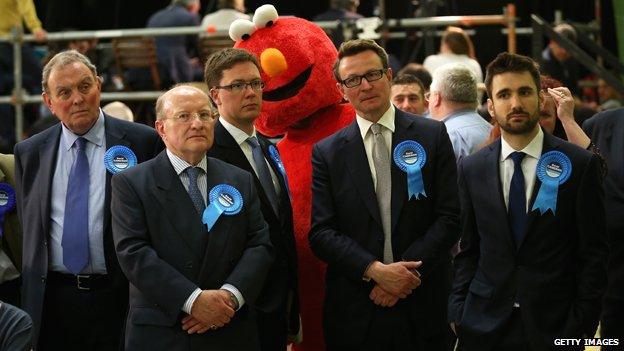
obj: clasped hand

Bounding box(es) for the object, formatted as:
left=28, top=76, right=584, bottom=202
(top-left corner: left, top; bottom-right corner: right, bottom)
left=366, top=261, right=422, bottom=307
left=182, top=289, right=236, bottom=334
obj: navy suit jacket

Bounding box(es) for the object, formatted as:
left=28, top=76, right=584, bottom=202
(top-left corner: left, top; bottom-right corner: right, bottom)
left=207, top=121, right=299, bottom=330
left=309, top=109, right=460, bottom=349
left=449, top=131, right=607, bottom=350
left=13, top=115, right=163, bottom=346
left=111, top=151, right=273, bottom=351
left=583, top=108, right=624, bottom=340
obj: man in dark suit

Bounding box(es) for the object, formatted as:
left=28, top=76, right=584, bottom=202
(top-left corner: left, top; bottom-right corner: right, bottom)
left=112, top=85, right=273, bottom=350
left=205, top=48, right=300, bottom=350
left=309, top=39, right=460, bottom=351
left=583, top=108, right=624, bottom=346
left=13, top=50, right=163, bottom=350
left=449, top=53, right=607, bottom=351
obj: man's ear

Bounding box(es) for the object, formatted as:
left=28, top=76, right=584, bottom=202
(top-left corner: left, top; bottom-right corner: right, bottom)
left=486, top=98, right=495, bottom=118
left=209, top=88, right=221, bottom=106
left=42, top=92, right=54, bottom=114
left=155, top=119, right=166, bottom=141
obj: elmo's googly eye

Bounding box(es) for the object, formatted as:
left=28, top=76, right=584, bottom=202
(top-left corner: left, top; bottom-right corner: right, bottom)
left=229, top=19, right=256, bottom=41
left=253, top=4, right=278, bottom=28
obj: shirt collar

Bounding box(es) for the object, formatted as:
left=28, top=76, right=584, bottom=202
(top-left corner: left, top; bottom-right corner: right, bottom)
left=61, top=109, right=105, bottom=151
left=166, top=149, right=208, bottom=175
left=500, top=127, right=544, bottom=162
left=219, top=116, right=256, bottom=146
left=356, top=104, right=396, bottom=140
left=442, top=108, right=476, bottom=123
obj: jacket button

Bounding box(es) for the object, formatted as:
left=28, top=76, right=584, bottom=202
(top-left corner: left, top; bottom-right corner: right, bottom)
left=43, top=240, right=47, bottom=247
left=41, top=276, right=46, bottom=283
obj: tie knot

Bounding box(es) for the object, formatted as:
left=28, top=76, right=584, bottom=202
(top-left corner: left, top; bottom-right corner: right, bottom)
left=509, top=151, right=526, bottom=166
left=246, top=136, right=260, bottom=149
left=370, top=123, right=383, bottom=135
left=74, top=137, right=87, bottom=151
left=186, top=166, right=202, bottom=180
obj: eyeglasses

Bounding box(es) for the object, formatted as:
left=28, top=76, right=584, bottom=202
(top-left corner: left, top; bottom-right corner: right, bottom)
left=340, top=69, right=387, bottom=88
left=213, top=80, right=265, bottom=93
left=165, top=111, right=216, bottom=123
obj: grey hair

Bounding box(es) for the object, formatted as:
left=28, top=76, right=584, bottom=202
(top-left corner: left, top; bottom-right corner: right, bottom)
left=42, top=50, right=98, bottom=94
left=429, top=63, right=478, bottom=107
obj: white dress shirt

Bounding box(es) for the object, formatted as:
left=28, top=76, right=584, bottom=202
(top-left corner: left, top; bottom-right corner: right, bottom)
left=499, top=128, right=544, bottom=212
left=219, top=117, right=280, bottom=197
left=165, top=151, right=245, bottom=314
left=356, top=105, right=396, bottom=189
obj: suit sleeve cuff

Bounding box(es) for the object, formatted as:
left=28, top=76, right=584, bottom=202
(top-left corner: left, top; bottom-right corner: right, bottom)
left=221, top=284, right=244, bottom=310
left=182, top=288, right=202, bottom=314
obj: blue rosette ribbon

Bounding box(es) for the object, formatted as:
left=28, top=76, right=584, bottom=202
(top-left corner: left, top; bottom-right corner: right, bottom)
left=268, top=145, right=291, bottom=198
left=202, top=184, right=243, bottom=231
left=104, top=145, right=137, bottom=174
left=393, top=140, right=427, bottom=200
left=0, top=183, right=16, bottom=238
left=531, top=151, right=571, bottom=215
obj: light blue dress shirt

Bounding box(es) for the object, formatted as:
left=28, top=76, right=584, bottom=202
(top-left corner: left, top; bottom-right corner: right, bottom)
left=49, top=111, right=107, bottom=274
left=443, top=109, right=492, bottom=162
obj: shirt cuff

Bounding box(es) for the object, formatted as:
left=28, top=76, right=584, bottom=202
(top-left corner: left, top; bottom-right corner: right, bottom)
left=182, top=288, right=202, bottom=314
left=221, top=284, right=244, bottom=310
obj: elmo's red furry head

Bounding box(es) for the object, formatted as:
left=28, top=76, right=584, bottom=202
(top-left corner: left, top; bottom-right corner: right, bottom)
left=230, top=5, right=343, bottom=136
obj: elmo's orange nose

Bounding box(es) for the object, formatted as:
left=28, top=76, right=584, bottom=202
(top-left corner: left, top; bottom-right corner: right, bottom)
left=260, top=48, right=287, bottom=77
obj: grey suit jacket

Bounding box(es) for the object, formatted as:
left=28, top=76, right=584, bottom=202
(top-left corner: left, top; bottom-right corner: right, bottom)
left=111, top=150, right=273, bottom=351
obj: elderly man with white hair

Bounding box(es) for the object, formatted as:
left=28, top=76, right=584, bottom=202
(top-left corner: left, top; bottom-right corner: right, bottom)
left=427, top=63, right=492, bottom=161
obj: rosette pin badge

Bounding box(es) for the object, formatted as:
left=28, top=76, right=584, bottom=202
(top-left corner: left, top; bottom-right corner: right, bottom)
left=104, top=145, right=137, bottom=174
left=393, top=140, right=427, bottom=200
left=531, top=151, right=571, bottom=215
left=203, top=184, right=243, bottom=230
left=0, top=183, right=16, bottom=238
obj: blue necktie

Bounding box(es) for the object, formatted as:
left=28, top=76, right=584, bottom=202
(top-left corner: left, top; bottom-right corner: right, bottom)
left=246, top=137, right=278, bottom=213
left=508, top=151, right=527, bottom=248
left=62, top=137, right=90, bottom=274
left=186, top=167, right=205, bottom=214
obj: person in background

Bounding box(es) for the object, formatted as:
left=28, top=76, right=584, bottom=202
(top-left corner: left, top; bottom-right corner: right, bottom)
left=423, top=27, right=483, bottom=85
left=427, top=63, right=491, bottom=161
left=102, top=101, right=134, bottom=122
left=540, top=23, right=582, bottom=96
left=596, top=77, right=623, bottom=111
left=147, top=0, right=202, bottom=84
left=201, top=0, right=249, bottom=30
left=398, top=63, right=432, bottom=92
left=390, top=73, right=427, bottom=115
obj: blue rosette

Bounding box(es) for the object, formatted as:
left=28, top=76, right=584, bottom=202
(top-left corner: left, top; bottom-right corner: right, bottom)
left=268, top=145, right=291, bottom=198
left=0, top=183, right=16, bottom=238
left=104, top=145, right=137, bottom=174
left=531, top=151, right=572, bottom=215
left=393, top=140, right=427, bottom=200
left=202, top=184, right=243, bottom=231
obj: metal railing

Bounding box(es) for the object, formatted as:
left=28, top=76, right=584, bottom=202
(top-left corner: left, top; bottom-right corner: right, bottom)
left=1, top=5, right=517, bottom=141
left=531, top=15, right=624, bottom=94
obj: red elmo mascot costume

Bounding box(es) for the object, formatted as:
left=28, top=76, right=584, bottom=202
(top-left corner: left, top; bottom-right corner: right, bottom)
left=230, top=5, right=354, bottom=350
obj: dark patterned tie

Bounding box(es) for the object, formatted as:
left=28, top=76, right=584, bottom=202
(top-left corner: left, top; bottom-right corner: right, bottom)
left=186, top=166, right=205, bottom=214
left=508, top=151, right=527, bottom=248
left=246, top=136, right=278, bottom=214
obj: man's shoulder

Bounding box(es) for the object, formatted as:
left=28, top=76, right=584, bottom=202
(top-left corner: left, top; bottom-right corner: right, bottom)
left=14, top=124, right=60, bottom=154
left=207, top=156, right=251, bottom=177
left=584, top=107, right=623, bottom=130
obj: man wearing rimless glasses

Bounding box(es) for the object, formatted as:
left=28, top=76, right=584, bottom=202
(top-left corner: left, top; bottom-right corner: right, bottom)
left=206, top=48, right=300, bottom=351
left=309, top=39, right=459, bottom=351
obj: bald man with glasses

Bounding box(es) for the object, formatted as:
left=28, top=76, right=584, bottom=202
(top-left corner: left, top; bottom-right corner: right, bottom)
left=309, top=39, right=460, bottom=350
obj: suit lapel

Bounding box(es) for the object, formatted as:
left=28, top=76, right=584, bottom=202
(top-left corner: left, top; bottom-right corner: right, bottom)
left=153, top=152, right=205, bottom=259
left=198, top=158, right=234, bottom=279
left=342, top=122, right=382, bottom=227
left=103, top=116, right=133, bottom=271
left=486, top=140, right=516, bottom=252
left=38, top=126, right=62, bottom=238
left=390, top=111, right=410, bottom=232
left=518, top=132, right=559, bottom=251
